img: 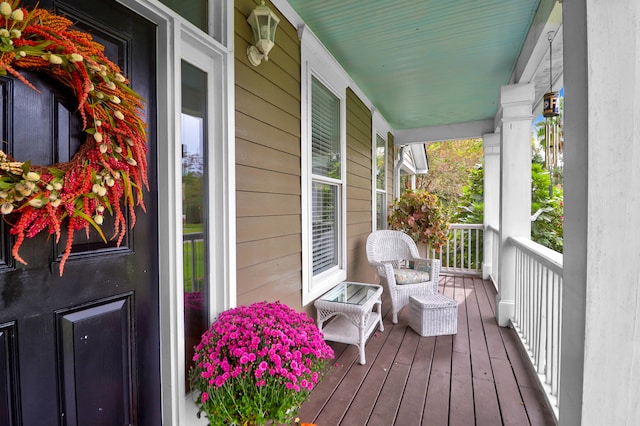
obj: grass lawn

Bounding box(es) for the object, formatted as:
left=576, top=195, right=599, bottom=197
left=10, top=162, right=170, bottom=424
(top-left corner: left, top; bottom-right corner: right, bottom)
left=183, top=223, right=203, bottom=234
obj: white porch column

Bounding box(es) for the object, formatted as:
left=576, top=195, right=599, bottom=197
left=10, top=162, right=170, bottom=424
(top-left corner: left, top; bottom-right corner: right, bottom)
left=561, top=0, right=640, bottom=424
left=482, top=133, right=500, bottom=280
left=496, top=83, right=534, bottom=327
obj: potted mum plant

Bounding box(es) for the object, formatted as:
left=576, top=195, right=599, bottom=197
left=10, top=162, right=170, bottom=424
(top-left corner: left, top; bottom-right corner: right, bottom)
left=388, top=189, right=449, bottom=253
left=190, top=301, right=334, bottom=426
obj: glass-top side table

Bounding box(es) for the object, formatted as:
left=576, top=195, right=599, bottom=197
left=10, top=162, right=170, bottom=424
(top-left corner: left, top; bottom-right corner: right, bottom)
left=314, top=282, right=384, bottom=365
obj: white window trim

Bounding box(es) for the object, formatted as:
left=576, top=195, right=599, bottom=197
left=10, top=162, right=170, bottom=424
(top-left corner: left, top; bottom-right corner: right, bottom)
left=372, top=111, right=392, bottom=231
left=120, top=1, right=235, bottom=424
left=179, top=28, right=236, bottom=423
left=301, top=32, right=350, bottom=306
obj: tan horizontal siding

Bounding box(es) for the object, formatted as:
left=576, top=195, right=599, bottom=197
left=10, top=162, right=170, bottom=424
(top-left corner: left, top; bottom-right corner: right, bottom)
left=236, top=253, right=301, bottom=294
left=236, top=234, right=301, bottom=270
left=236, top=138, right=299, bottom=174
left=235, top=0, right=302, bottom=310
left=236, top=113, right=300, bottom=155
left=236, top=192, right=300, bottom=217
left=236, top=62, right=300, bottom=114
left=345, top=88, right=374, bottom=284
left=347, top=250, right=378, bottom=283
left=345, top=149, right=371, bottom=176
left=347, top=222, right=376, bottom=247
left=236, top=215, right=300, bottom=243
left=347, top=211, right=372, bottom=226
left=347, top=174, right=371, bottom=193
left=347, top=186, right=371, bottom=202
left=236, top=165, right=300, bottom=195
left=236, top=87, right=299, bottom=136
left=237, top=270, right=303, bottom=313
left=347, top=201, right=372, bottom=216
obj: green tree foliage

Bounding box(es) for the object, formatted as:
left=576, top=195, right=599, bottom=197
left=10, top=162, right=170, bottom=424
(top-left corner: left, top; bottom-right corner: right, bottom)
left=530, top=163, right=564, bottom=252
left=415, top=139, right=483, bottom=218
left=455, top=163, right=564, bottom=253
left=454, top=164, right=484, bottom=224
left=182, top=153, right=204, bottom=224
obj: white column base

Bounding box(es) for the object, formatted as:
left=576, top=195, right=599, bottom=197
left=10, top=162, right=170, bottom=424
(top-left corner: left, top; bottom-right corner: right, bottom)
left=482, top=261, right=492, bottom=280
left=496, top=298, right=514, bottom=327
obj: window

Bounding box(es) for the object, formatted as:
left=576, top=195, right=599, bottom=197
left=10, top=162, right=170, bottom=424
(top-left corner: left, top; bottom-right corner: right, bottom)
left=375, top=134, right=387, bottom=230
left=158, top=0, right=227, bottom=44
left=171, top=24, right=235, bottom=423
left=311, top=78, right=342, bottom=275
left=181, top=61, right=209, bottom=393
left=159, top=0, right=208, bottom=32
left=301, top=32, right=350, bottom=305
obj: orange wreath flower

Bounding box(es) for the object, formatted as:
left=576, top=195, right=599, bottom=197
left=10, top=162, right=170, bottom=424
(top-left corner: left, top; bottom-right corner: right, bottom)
left=0, top=1, right=148, bottom=275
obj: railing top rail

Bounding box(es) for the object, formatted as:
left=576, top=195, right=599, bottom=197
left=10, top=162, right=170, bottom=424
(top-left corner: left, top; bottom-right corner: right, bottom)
left=448, top=223, right=483, bottom=230
left=508, top=236, right=563, bottom=275
left=183, top=232, right=205, bottom=242
left=485, top=224, right=499, bottom=234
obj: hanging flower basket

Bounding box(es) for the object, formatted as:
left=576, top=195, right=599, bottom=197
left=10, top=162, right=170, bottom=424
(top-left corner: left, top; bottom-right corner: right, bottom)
left=388, top=190, right=449, bottom=251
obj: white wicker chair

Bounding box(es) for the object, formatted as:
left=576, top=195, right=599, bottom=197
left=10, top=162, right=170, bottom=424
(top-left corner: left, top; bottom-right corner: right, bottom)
left=366, top=230, right=441, bottom=324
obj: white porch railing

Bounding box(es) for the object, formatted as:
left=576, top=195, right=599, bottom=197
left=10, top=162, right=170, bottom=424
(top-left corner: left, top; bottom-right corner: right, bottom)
left=430, top=224, right=483, bottom=275
left=509, top=236, right=563, bottom=419
left=183, top=232, right=205, bottom=292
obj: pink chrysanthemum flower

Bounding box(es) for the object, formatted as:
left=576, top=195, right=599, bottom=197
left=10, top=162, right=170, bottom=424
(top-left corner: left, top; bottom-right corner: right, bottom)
left=189, top=301, right=334, bottom=426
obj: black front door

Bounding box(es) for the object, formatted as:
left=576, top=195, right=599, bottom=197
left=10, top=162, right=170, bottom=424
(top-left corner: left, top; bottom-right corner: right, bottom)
left=0, top=1, right=160, bottom=424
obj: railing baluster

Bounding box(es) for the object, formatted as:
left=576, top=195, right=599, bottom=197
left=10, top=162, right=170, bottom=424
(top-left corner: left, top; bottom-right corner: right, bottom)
left=436, top=224, right=484, bottom=275
left=507, top=236, right=562, bottom=420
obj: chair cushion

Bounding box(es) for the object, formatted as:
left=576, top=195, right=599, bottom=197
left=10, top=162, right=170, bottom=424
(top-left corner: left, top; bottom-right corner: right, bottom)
left=394, top=268, right=431, bottom=285
left=409, top=260, right=431, bottom=273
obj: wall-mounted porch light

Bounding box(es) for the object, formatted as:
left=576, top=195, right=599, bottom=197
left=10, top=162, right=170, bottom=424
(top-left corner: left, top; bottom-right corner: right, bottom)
left=246, top=1, right=280, bottom=66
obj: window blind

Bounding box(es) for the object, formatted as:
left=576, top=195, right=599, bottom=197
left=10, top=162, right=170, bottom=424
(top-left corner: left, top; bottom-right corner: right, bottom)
left=312, top=77, right=341, bottom=179
left=312, top=182, right=338, bottom=274
left=311, top=77, right=341, bottom=276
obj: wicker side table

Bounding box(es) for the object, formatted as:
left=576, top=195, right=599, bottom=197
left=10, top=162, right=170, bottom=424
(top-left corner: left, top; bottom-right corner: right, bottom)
left=314, top=282, right=384, bottom=365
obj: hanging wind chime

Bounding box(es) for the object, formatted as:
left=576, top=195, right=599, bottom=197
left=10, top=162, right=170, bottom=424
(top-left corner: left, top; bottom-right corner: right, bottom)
left=543, top=31, right=560, bottom=195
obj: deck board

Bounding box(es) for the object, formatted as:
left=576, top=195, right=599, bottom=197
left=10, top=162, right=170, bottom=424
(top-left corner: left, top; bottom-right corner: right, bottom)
left=394, top=336, right=434, bottom=424
left=299, top=275, right=556, bottom=425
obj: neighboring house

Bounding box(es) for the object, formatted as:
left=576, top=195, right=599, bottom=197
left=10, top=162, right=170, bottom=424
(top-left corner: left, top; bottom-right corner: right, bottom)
left=0, top=0, right=638, bottom=425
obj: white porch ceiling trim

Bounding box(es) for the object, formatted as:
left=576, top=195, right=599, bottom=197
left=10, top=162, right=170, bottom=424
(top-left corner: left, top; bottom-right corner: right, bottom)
left=394, top=119, right=496, bottom=145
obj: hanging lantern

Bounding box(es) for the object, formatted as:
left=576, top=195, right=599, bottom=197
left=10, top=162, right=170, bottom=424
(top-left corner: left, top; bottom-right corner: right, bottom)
left=543, top=91, right=560, bottom=117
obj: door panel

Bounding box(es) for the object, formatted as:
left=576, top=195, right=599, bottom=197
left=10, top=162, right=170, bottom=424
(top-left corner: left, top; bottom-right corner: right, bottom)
left=0, top=323, right=19, bottom=425
left=57, top=296, right=133, bottom=425
left=0, top=1, right=160, bottom=424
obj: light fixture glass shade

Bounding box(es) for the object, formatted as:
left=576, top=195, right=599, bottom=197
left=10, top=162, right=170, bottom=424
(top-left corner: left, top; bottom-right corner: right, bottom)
left=246, top=1, right=280, bottom=66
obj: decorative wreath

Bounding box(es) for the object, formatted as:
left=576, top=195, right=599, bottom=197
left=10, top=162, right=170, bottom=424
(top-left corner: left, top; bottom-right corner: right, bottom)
left=0, top=1, right=148, bottom=275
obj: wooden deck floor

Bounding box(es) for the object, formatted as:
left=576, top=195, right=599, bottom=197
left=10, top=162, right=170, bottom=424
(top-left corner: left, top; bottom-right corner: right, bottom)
left=298, top=275, right=557, bottom=426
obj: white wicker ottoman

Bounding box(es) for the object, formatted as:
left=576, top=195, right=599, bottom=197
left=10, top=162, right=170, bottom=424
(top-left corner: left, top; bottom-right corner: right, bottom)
left=409, top=293, right=457, bottom=337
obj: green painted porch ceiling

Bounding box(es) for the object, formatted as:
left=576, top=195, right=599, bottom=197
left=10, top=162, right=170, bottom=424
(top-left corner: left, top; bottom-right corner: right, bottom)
left=287, top=0, right=541, bottom=130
